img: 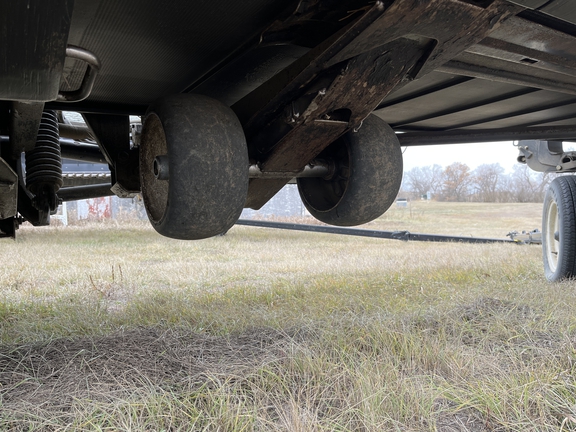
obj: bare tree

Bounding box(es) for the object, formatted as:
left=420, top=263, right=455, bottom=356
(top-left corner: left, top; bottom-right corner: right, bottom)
left=497, top=174, right=515, bottom=202
left=441, top=162, right=472, bottom=201
left=505, top=164, right=558, bottom=202
left=403, top=164, right=443, bottom=198
left=472, top=163, right=505, bottom=202
left=401, top=161, right=559, bottom=203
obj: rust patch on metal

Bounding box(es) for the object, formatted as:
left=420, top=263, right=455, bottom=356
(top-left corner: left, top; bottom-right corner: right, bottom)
left=242, top=0, right=524, bottom=209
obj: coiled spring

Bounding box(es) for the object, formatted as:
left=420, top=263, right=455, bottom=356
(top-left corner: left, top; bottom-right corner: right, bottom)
left=25, top=110, right=63, bottom=212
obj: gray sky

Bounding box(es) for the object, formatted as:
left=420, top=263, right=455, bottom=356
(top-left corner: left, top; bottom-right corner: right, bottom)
left=401, top=141, right=521, bottom=173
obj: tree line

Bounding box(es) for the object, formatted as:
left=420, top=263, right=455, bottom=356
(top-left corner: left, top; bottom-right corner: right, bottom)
left=401, top=162, right=558, bottom=203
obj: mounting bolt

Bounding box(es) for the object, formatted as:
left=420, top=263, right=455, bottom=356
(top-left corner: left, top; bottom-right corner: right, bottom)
left=557, top=165, right=563, bottom=171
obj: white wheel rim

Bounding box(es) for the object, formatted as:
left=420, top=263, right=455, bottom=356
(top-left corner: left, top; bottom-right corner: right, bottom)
left=545, top=199, right=559, bottom=272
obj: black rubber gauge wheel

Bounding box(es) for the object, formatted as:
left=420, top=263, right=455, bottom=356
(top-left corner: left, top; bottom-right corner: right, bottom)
left=542, top=175, right=576, bottom=281
left=297, top=114, right=403, bottom=226
left=140, top=94, right=248, bottom=240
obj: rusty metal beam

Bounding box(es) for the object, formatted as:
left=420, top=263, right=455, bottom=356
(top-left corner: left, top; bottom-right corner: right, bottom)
left=239, top=0, right=523, bottom=209
left=326, top=0, right=523, bottom=72
left=233, top=2, right=390, bottom=133
left=245, top=37, right=426, bottom=208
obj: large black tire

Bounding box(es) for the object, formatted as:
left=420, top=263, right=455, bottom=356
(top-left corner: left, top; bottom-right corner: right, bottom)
left=140, top=94, right=248, bottom=240
left=297, top=115, right=402, bottom=226
left=542, top=175, right=576, bottom=281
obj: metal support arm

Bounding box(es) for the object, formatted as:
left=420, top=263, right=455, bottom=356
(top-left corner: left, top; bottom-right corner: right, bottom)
left=517, top=140, right=576, bottom=173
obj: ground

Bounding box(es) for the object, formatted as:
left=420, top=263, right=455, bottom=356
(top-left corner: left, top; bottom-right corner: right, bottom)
left=1, top=202, right=575, bottom=431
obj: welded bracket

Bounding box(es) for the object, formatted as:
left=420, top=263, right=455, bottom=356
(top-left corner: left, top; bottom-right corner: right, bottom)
left=9, top=102, right=45, bottom=157
left=517, top=140, right=576, bottom=172
left=83, top=114, right=140, bottom=197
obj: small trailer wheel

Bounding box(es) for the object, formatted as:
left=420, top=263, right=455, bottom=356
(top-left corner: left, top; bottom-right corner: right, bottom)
left=542, top=175, right=576, bottom=281
left=297, top=114, right=402, bottom=226
left=140, top=94, right=248, bottom=240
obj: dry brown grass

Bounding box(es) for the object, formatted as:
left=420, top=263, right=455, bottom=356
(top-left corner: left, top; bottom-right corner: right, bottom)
left=1, top=203, right=576, bottom=430
left=367, top=201, right=542, bottom=237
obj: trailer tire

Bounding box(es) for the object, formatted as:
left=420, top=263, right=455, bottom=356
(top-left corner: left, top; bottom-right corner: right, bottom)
left=140, top=94, right=248, bottom=240
left=542, top=175, right=576, bottom=281
left=297, top=115, right=402, bottom=226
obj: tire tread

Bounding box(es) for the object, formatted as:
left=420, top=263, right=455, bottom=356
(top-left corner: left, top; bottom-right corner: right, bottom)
left=543, top=175, right=576, bottom=281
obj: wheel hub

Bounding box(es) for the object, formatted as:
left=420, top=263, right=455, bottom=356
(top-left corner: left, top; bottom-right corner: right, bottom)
left=140, top=113, right=168, bottom=224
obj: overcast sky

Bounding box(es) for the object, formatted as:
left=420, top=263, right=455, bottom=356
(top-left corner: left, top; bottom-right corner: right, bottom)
left=401, top=141, right=521, bottom=173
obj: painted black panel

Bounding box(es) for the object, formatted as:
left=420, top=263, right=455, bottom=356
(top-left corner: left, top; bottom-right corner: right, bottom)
left=462, top=103, right=576, bottom=129
left=541, top=0, right=576, bottom=26
left=67, top=0, right=296, bottom=105
left=533, top=118, right=576, bottom=127
left=506, top=0, right=549, bottom=7
left=378, top=71, right=469, bottom=107
left=401, top=91, right=576, bottom=130
left=487, top=16, right=576, bottom=66
left=0, top=0, right=73, bottom=102
left=375, top=79, right=531, bottom=126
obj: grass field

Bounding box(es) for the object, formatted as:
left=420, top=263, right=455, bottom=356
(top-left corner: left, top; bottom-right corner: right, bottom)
left=1, top=201, right=575, bottom=431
